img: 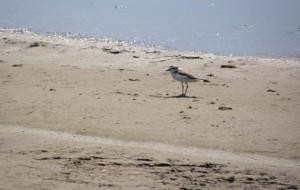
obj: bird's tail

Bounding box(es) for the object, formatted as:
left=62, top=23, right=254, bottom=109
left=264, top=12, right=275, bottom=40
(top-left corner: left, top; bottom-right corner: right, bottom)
left=197, top=78, right=210, bottom=83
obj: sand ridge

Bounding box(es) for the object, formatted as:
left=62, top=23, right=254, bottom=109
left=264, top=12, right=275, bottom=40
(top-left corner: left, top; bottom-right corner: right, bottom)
left=2, top=125, right=299, bottom=168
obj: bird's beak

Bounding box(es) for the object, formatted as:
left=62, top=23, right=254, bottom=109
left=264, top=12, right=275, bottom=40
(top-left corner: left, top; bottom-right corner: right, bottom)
left=166, top=68, right=170, bottom=71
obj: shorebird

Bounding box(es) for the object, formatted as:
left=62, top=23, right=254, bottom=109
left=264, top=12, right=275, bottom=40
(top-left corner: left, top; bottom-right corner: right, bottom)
left=166, top=66, right=200, bottom=97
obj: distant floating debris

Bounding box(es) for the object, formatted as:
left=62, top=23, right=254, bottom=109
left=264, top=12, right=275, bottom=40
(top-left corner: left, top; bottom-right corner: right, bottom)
left=115, top=5, right=127, bottom=9
left=239, top=24, right=254, bottom=29
left=297, top=26, right=300, bottom=32
left=286, top=26, right=300, bottom=35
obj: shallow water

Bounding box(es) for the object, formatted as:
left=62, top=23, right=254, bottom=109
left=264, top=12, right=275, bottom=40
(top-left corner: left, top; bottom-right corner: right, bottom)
left=1, top=0, right=300, bottom=56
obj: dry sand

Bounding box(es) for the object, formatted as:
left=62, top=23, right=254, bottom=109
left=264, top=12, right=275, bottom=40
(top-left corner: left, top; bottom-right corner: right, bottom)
left=0, top=29, right=300, bottom=189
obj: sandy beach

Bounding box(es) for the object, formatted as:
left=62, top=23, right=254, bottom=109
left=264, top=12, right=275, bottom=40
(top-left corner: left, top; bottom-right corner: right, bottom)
left=0, top=30, right=300, bottom=189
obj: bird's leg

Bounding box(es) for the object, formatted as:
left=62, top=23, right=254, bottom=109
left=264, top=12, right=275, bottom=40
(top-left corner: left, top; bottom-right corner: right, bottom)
left=181, top=82, right=184, bottom=96
left=184, top=82, right=189, bottom=96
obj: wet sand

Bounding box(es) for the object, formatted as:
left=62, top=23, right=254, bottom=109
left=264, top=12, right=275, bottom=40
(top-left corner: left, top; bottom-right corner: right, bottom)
left=0, top=30, right=300, bottom=189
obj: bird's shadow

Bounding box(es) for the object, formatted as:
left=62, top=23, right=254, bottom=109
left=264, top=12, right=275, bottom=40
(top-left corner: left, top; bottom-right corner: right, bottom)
left=149, top=94, right=198, bottom=99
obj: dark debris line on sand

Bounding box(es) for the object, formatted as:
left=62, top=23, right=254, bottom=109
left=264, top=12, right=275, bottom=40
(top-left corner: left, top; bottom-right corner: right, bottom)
left=28, top=41, right=48, bottom=48
left=220, top=65, right=237, bottom=69
left=11, top=64, right=23, bottom=67
left=27, top=149, right=299, bottom=190
left=218, top=106, right=233, bottom=111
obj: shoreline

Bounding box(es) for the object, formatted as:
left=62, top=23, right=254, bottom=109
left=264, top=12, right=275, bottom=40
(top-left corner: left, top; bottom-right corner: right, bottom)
left=2, top=27, right=300, bottom=60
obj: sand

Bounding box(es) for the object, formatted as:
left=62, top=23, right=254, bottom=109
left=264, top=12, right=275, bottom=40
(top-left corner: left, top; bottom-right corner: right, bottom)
left=0, top=29, right=299, bottom=189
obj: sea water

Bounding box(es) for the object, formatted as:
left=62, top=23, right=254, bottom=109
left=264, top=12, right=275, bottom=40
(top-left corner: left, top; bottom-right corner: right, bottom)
left=0, top=0, right=299, bottom=57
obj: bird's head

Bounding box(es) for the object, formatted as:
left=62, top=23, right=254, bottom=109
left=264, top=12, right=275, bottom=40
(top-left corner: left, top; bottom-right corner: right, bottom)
left=166, top=66, right=179, bottom=72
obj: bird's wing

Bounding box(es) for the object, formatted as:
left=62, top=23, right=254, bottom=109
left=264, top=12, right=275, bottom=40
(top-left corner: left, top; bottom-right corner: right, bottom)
left=177, top=70, right=198, bottom=79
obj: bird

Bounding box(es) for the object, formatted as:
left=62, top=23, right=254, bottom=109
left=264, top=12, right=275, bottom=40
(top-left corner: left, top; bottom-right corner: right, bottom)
left=166, top=66, right=204, bottom=97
